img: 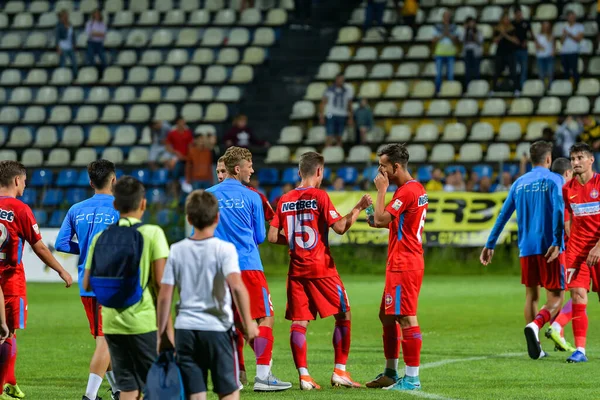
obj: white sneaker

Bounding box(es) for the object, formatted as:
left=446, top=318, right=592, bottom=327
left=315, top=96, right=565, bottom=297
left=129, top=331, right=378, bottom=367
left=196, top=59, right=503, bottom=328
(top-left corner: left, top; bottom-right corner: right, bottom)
left=253, top=373, right=292, bottom=392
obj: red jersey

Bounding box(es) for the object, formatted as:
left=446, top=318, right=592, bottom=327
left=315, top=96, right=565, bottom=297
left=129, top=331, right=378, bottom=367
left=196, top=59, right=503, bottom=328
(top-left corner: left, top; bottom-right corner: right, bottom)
left=0, top=197, right=42, bottom=296
left=165, top=129, right=193, bottom=157
left=563, top=173, right=600, bottom=258
left=247, top=186, right=275, bottom=221
left=386, top=180, right=428, bottom=272
left=271, top=187, right=342, bottom=279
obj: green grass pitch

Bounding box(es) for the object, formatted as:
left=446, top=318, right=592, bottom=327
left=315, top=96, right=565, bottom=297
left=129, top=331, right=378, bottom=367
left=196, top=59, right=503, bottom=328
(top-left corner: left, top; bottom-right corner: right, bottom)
left=17, top=275, right=600, bottom=399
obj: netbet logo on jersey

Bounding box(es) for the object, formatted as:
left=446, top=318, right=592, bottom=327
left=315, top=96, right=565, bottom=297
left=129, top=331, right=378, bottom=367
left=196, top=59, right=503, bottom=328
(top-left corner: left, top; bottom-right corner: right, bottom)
left=281, top=199, right=318, bottom=213
left=0, top=209, right=15, bottom=223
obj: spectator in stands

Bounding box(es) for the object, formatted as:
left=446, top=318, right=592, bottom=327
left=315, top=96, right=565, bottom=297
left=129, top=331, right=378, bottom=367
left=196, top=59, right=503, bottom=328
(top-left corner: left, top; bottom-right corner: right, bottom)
left=85, top=9, right=107, bottom=74
left=56, top=9, right=78, bottom=78
left=478, top=176, right=493, bottom=193
left=186, top=134, right=214, bottom=190
left=364, top=0, right=387, bottom=36
left=224, top=114, right=268, bottom=150
left=399, top=0, right=418, bottom=36
left=495, top=172, right=513, bottom=192
left=560, top=11, right=584, bottom=87
left=293, top=0, right=313, bottom=30
left=462, top=17, right=483, bottom=88
left=465, top=172, right=479, bottom=192
left=444, top=170, right=466, bottom=192
left=165, top=117, right=194, bottom=179
left=535, top=22, right=555, bottom=88
left=148, top=120, right=172, bottom=169
left=491, top=12, right=520, bottom=94
left=331, top=177, right=345, bottom=192
left=425, top=168, right=444, bottom=192
left=354, top=98, right=374, bottom=144
left=320, top=74, right=354, bottom=146
left=433, top=10, right=459, bottom=94
left=512, top=6, right=534, bottom=92
left=556, top=116, right=585, bottom=158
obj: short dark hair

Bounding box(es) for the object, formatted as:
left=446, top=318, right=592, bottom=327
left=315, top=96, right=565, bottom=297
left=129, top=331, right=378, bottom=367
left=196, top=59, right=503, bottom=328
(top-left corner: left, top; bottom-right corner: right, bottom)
left=552, top=157, right=572, bottom=176
left=299, top=152, right=324, bottom=178
left=186, top=190, right=219, bottom=230
left=0, top=161, right=26, bottom=188
left=529, top=141, right=553, bottom=165
left=570, top=142, right=593, bottom=157
left=113, top=176, right=145, bottom=213
left=377, top=143, right=409, bottom=169
left=88, top=159, right=115, bottom=190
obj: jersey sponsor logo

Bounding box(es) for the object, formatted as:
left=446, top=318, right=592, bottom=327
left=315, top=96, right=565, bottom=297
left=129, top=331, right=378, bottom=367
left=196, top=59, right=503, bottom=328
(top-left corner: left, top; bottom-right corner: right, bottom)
left=0, top=209, right=15, bottom=223
left=329, top=210, right=339, bottom=219
left=570, top=201, right=600, bottom=217
left=217, top=198, right=245, bottom=209
left=75, top=212, right=117, bottom=225
left=281, top=199, right=318, bottom=213
left=591, top=189, right=599, bottom=199
left=32, top=224, right=39, bottom=235
left=392, top=199, right=403, bottom=211
left=418, top=194, right=429, bottom=207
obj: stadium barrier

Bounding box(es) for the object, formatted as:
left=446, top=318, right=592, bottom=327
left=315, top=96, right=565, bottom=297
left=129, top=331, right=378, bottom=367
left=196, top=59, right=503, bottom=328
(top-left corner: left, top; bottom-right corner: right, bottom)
left=24, top=229, right=80, bottom=283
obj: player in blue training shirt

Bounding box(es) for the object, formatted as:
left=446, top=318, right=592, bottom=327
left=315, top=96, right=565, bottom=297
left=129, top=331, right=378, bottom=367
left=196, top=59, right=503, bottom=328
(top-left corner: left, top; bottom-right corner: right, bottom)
left=207, top=147, right=291, bottom=392
left=480, top=141, right=565, bottom=360
left=55, top=160, right=120, bottom=400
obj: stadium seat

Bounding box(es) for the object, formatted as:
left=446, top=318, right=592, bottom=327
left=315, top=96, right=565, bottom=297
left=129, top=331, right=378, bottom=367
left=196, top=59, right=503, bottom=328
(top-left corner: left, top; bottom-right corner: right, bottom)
left=36, top=87, right=58, bottom=105
left=216, top=86, right=241, bottom=102
left=56, top=169, right=79, bottom=187
left=388, top=125, right=412, bottom=142
left=515, top=142, right=531, bottom=160
left=522, top=80, right=545, bottom=97
left=481, top=99, right=506, bottom=116
left=242, top=47, right=266, bottom=65
left=400, top=100, right=423, bottom=117
left=190, top=86, right=214, bottom=102
left=336, top=167, right=359, bottom=184
left=8, top=127, right=32, bottom=147
left=0, top=107, right=20, bottom=124
left=266, top=9, right=287, bottom=26
left=45, top=149, right=70, bottom=166
left=426, top=100, right=451, bottom=117
left=42, top=189, right=64, bottom=207
left=566, top=96, right=590, bottom=115
left=473, top=164, right=494, bottom=179
left=204, top=104, right=228, bottom=122
left=131, top=169, right=151, bottom=185
left=282, top=167, right=300, bottom=184
left=13, top=53, right=34, bottom=67
left=34, top=126, right=58, bottom=148
left=411, top=81, right=435, bottom=98
left=165, top=10, right=186, bottom=25
left=374, top=101, right=398, bottom=117
left=548, top=80, right=573, bottom=96
left=525, top=122, right=548, bottom=141
left=396, top=63, right=419, bottom=78
left=29, top=169, right=53, bottom=187
left=430, top=144, right=455, bottom=163
left=8, top=87, right=32, bottom=105
left=577, top=78, right=600, bottom=96
left=66, top=188, right=88, bottom=205
left=127, top=105, right=151, bottom=123
left=101, top=67, right=124, bottom=84
left=498, top=122, right=522, bottom=141
left=294, top=146, right=318, bottom=161
left=406, top=144, right=427, bottom=162
left=217, top=48, right=240, bottom=65
left=417, top=166, right=433, bottom=183
left=76, top=170, right=90, bottom=187
left=278, top=126, right=303, bottom=145
left=439, top=81, right=462, bottom=97
left=74, top=106, right=99, bottom=124
left=189, top=9, right=210, bottom=25
left=32, top=209, right=48, bottom=226
left=0, top=150, right=17, bottom=162
left=390, top=26, right=413, bottom=42
left=358, top=82, right=381, bottom=99
left=508, top=98, right=534, bottom=115
left=454, top=99, right=478, bottom=117
left=316, top=63, right=341, bottom=80
left=485, top=143, right=510, bottom=162
left=337, top=26, right=361, bottom=44
left=305, top=126, right=326, bottom=145
left=19, top=188, right=36, bottom=206
left=151, top=169, right=170, bottom=186
left=346, top=146, right=371, bottom=163
left=48, top=210, right=67, bottom=228
left=370, top=63, right=394, bottom=79
left=384, top=81, right=409, bottom=98
left=537, top=97, right=562, bottom=115
left=147, top=189, right=166, bottom=205
left=344, top=64, right=367, bottom=80
left=291, top=101, right=316, bottom=119
left=22, top=106, right=46, bottom=124
left=458, top=143, right=483, bottom=162
left=442, top=123, right=467, bottom=142
left=257, top=168, right=279, bottom=185
left=140, top=10, right=160, bottom=26
left=414, top=124, right=439, bottom=142
left=140, top=50, right=163, bottom=66
left=180, top=66, right=203, bottom=83
left=101, top=147, right=124, bottom=164
left=113, top=87, right=136, bottom=103
left=165, top=86, right=188, bottom=102
left=127, top=66, right=150, bottom=84
left=126, top=147, right=149, bottom=165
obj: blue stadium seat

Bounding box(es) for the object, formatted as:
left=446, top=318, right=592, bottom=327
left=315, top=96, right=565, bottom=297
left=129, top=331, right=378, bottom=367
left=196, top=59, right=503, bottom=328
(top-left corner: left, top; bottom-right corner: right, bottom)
left=269, top=186, right=283, bottom=204
left=19, top=189, right=37, bottom=206
left=363, top=166, right=379, bottom=181
left=336, top=167, right=358, bottom=184
left=257, top=168, right=279, bottom=185
left=156, top=209, right=176, bottom=226
left=282, top=167, right=299, bottom=185
left=323, top=167, right=332, bottom=181
left=473, top=164, right=494, bottom=179
left=66, top=188, right=87, bottom=204
left=32, top=209, right=48, bottom=226
left=48, top=210, right=67, bottom=228
left=41, top=189, right=64, bottom=206
left=445, top=165, right=466, bottom=176
left=417, top=165, right=433, bottom=183
left=387, top=184, right=398, bottom=192
left=131, top=168, right=151, bottom=185
left=29, top=169, right=54, bottom=187
left=77, top=170, right=90, bottom=187
left=151, top=169, right=170, bottom=186
left=56, top=169, right=79, bottom=187
left=147, top=188, right=166, bottom=205
left=503, top=163, right=521, bottom=177
left=116, top=169, right=124, bottom=179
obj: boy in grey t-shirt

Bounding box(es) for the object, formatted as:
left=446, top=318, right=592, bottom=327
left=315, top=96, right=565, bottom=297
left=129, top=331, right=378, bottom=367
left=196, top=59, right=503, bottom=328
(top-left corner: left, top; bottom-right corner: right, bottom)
left=157, top=190, right=258, bottom=399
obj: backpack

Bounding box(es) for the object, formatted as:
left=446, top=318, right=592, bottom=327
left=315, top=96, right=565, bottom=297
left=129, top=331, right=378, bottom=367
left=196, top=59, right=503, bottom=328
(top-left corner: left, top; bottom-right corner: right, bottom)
left=90, top=219, right=145, bottom=309
left=144, top=351, right=185, bottom=400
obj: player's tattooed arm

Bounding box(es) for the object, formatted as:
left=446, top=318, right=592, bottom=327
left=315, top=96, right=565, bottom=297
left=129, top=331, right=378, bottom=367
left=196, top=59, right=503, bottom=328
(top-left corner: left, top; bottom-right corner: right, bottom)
left=267, top=226, right=287, bottom=245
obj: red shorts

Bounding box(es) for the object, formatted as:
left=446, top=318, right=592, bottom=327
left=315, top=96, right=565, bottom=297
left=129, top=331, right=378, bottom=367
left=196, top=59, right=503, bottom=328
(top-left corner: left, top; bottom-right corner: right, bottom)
left=520, top=254, right=566, bottom=291
left=380, top=269, right=423, bottom=317
left=81, top=296, right=103, bottom=337
left=234, top=270, right=273, bottom=323
left=285, top=275, right=350, bottom=321
left=5, top=296, right=26, bottom=331
left=564, top=252, right=600, bottom=291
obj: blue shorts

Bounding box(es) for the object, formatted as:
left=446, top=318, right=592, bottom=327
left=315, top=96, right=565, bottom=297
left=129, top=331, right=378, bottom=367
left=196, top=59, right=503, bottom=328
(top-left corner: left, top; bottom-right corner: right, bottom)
left=326, top=115, right=347, bottom=136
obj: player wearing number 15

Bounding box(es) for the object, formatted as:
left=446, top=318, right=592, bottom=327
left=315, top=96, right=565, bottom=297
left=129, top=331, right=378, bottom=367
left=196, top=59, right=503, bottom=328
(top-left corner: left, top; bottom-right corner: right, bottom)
left=268, top=151, right=371, bottom=390
left=367, top=144, right=428, bottom=392
left=481, top=141, right=565, bottom=361
left=0, top=161, right=73, bottom=399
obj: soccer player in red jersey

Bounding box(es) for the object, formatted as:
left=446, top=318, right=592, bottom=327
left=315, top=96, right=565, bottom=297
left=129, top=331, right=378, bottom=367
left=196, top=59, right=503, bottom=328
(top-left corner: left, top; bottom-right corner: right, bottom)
left=366, top=144, right=428, bottom=392
left=0, top=161, right=73, bottom=397
left=268, top=152, right=371, bottom=390
left=561, top=143, right=600, bottom=363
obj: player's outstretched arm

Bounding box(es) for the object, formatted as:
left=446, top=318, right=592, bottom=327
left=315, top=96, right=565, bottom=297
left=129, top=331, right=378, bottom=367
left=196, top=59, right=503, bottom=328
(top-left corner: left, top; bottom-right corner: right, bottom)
left=227, top=272, right=259, bottom=343
left=31, top=240, right=72, bottom=288
left=156, top=283, right=175, bottom=353
left=54, top=210, right=80, bottom=255
left=267, top=226, right=287, bottom=245
left=0, top=287, right=9, bottom=343
left=481, top=186, right=516, bottom=264
left=332, top=194, right=372, bottom=234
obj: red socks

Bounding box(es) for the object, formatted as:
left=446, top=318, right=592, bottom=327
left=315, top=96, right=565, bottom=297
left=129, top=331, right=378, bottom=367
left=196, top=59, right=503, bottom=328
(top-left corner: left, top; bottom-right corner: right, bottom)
left=0, top=341, right=11, bottom=387
left=236, top=331, right=245, bottom=372
left=383, top=324, right=401, bottom=360
left=251, top=326, right=274, bottom=366
left=290, top=324, right=308, bottom=369
left=401, top=326, right=422, bottom=367
left=333, top=320, right=351, bottom=365
left=6, top=337, right=15, bottom=386
left=533, top=309, right=551, bottom=330
left=554, top=300, right=573, bottom=328
left=572, top=303, right=588, bottom=349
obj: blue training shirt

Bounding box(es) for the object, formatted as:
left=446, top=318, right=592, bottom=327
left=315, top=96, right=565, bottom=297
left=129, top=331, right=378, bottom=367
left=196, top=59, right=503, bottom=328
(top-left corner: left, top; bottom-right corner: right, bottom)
left=486, top=166, right=564, bottom=257
left=206, top=178, right=266, bottom=271
left=55, top=194, right=119, bottom=296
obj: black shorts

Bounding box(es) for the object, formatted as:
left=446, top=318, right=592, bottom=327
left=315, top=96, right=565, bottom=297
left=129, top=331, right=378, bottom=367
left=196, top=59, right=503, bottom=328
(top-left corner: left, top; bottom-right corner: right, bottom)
left=105, top=331, right=157, bottom=392
left=175, top=329, right=238, bottom=395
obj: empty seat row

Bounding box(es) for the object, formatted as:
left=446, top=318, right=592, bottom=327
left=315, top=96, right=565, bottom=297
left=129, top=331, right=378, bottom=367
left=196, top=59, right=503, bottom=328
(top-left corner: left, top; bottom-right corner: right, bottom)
left=0, top=147, right=150, bottom=167
left=28, top=167, right=171, bottom=187
left=0, top=102, right=229, bottom=124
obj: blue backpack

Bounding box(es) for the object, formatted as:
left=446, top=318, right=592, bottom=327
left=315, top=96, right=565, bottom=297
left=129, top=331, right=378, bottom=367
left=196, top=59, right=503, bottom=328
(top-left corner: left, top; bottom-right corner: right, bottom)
left=90, top=220, right=145, bottom=309
left=145, top=351, right=185, bottom=400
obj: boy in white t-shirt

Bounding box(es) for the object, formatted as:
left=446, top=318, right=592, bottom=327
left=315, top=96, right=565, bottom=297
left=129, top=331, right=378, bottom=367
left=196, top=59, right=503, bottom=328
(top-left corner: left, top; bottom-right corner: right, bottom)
left=560, top=11, right=584, bottom=86
left=157, top=190, right=258, bottom=400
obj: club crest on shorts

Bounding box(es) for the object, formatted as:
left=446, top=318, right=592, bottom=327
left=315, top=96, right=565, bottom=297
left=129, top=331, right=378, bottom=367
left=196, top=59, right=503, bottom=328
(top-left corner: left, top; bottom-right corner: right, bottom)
left=385, top=293, right=393, bottom=308
left=591, top=189, right=599, bottom=199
